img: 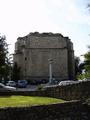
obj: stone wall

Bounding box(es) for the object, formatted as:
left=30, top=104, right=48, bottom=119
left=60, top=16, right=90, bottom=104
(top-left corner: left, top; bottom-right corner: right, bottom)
left=14, top=32, right=75, bottom=80
left=0, top=101, right=89, bottom=120
left=0, top=81, right=90, bottom=101
left=0, top=81, right=90, bottom=120
left=26, top=48, right=68, bottom=80
left=28, top=36, right=67, bottom=48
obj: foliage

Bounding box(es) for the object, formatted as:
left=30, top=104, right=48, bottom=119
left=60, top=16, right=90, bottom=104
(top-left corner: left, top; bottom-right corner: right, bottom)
left=78, top=62, right=85, bottom=74
left=0, top=95, right=65, bottom=108
left=84, top=46, right=90, bottom=75
left=77, top=73, right=90, bottom=80
left=37, top=84, right=44, bottom=91
left=11, top=62, right=21, bottom=81
left=77, top=46, right=90, bottom=80
left=84, top=47, right=90, bottom=74
left=75, top=56, right=80, bottom=79
left=0, top=34, right=11, bottom=82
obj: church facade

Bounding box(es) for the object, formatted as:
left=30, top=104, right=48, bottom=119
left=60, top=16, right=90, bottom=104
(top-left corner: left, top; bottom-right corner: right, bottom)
left=13, top=32, right=75, bottom=81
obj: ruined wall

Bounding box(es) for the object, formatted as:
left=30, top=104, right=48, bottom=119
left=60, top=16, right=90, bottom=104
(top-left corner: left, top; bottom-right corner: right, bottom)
left=14, top=32, right=75, bottom=80
left=25, top=48, right=68, bottom=80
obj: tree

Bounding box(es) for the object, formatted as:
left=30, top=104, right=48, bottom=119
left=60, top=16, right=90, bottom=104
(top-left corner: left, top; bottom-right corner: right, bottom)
left=75, top=56, right=80, bottom=79
left=79, top=62, right=85, bottom=74
left=0, top=34, right=10, bottom=82
left=84, top=46, right=90, bottom=77
left=11, top=62, right=21, bottom=81
left=78, top=46, right=90, bottom=79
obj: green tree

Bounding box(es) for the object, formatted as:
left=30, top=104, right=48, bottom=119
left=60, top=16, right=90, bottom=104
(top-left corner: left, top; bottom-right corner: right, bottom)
left=75, top=56, right=80, bottom=79
left=0, top=34, right=10, bottom=82
left=77, top=47, right=90, bottom=80
left=11, top=62, right=21, bottom=81
left=78, top=62, right=85, bottom=74
left=84, top=46, right=90, bottom=77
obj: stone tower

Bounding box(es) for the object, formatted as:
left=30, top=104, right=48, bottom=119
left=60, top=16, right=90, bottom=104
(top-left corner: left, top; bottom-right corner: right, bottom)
left=13, top=32, right=75, bottom=81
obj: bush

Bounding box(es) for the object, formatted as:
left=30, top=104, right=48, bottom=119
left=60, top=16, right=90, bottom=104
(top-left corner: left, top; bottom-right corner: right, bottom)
left=77, top=73, right=90, bottom=80
left=37, top=85, right=44, bottom=91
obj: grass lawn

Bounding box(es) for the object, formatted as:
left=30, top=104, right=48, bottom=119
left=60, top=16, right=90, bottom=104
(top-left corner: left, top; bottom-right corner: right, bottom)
left=0, top=95, right=65, bottom=108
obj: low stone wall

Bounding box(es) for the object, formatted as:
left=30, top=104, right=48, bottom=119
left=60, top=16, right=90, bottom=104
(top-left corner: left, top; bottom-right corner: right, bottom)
left=44, top=81, right=90, bottom=100
left=0, top=101, right=89, bottom=120
left=0, top=81, right=90, bottom=101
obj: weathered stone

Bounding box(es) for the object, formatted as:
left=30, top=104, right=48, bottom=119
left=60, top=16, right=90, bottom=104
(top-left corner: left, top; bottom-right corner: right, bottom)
left=13, top=32, right=75, bottom=80
left=0, top=101, right=89, bottom=120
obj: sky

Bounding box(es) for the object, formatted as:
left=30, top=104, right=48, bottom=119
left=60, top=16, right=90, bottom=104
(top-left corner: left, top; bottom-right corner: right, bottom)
left=0, top=0, right=90, bottom=61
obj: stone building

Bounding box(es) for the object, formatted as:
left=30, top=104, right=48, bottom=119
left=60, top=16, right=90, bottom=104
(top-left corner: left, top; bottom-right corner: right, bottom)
left=13, top=32, right=75, bottom=81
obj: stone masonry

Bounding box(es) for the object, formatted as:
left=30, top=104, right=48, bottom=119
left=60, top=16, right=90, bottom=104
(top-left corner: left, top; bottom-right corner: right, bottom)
left=13, top=32, right=75, bottom=80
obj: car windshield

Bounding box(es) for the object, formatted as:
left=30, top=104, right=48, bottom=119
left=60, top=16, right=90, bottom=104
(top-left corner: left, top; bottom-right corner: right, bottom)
left=18, top=80, right=27, bottom=83
left=8, top=81, right=14, bottom=83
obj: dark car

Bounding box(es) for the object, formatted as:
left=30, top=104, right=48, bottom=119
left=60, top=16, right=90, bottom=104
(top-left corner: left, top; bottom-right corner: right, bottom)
left=18, top=80, right=28, bottom=88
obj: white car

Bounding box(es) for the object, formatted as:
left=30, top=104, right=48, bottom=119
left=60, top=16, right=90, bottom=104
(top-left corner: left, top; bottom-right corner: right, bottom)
left=59, top=80, right=76, bottom=86
left=0, top=83, right=16, bottom=91
left=85, top=78, right=90, bottom=81
left=6, top=81, right=16, bottom=87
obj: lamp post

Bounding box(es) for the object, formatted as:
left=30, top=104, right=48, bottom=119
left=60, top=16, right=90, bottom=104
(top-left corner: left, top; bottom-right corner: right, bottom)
left=22, top=48, right=26, bottom=79
left=48, top=59, right=53, bottom=84
left=24, top=57, right=27, bottom=79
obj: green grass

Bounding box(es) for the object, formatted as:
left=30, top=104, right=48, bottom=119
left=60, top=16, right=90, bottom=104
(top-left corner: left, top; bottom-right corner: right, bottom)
left=0, top=95, right=65, bottom=108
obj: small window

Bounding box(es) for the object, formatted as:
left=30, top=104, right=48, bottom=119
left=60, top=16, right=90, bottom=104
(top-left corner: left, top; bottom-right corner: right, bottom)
left=25, top=57, right=27, bottom=61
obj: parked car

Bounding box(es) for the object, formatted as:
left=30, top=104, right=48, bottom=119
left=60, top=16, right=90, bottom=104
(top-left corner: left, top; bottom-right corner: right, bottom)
left=6, top=81, right=16, bottom=87
left=18, top=80, right=28, bottom=88
left=59, top=80, right=76, bottom=86
left=85, top=78, right=90, bottom=81
left=0, top=83, right=16, bottom=91
left=78, top=78, right=90, bottom=83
